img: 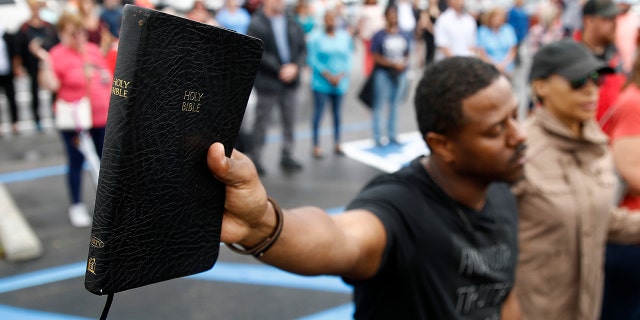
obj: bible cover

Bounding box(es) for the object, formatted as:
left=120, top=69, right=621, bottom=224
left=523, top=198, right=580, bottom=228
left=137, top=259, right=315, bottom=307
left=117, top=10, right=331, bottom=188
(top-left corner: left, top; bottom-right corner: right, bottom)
left=84, top=5, right=263, bottom=295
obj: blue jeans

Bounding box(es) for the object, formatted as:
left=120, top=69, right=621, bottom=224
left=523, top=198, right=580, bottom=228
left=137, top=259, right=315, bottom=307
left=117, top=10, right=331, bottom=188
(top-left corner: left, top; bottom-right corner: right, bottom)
left=60, top=127, right=105, bottom=204
left=312, top=91, right=343, bottom=147
left=372, top=68, right=407, bottom=144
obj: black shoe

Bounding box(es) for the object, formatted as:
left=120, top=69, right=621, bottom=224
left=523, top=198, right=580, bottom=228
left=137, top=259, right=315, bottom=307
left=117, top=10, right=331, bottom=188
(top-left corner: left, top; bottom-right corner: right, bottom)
left=280, top=156, right=303, bottom=171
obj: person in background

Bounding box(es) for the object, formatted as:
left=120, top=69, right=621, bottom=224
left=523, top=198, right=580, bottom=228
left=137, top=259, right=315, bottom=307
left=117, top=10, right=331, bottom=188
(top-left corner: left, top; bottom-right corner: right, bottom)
left=563, top=0, right=585, bottom=37
left=30, top=11, right=112, bottom=228
left=332, top=1, right=354, bottom=34
left=100, top=0, right=123, bottom=39
left=600, top=50, right=640, bottom=320
left=397, top=0, right=417, bottom=39
left=527, top=3, right=564, bottom=55
left=0, top=23, right=20, bottom=136
left=133, top=0, right=155, bottom=9
left=207, top=55, right=525, bottom=319
left=434, top=0, right=477, bottom=60
left=78, top=0, right=112, bottom=55
left=507, top=0, right=529, bottom=66
left=310, top=0, right=332, bottom=30
left=508, top=40, right=640, bottom=320
left=243, top=0, right=263, bottom=15
left=357, top=0, right=385, bottom=76
left=246, top=0, right=306, bottom=175
left=13, top=0, right=59, bottom=133
left=476, top=7, right=518, bottom=77
left=614, top=0, right=639, bottom=73
left=186, top=0, right=218, bottom=26
left=294, top=0, right=316, bottom=35
left=307, top=10, right=353, bottom=159
left=216, top=0, right=252, bottom=35
left=370, top=5, right=410, bottom=147
left=579, top=0, right=625, bottom=122
left=415, top=0, right=440, bottom=66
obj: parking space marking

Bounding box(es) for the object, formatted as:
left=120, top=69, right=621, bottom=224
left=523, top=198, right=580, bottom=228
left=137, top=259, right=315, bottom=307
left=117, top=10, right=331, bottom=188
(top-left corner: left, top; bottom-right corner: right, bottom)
left=0, top=262, right=86, bottom=294
left=296, top=303, right=355, bottom=320
left=0, top=165, right=67, bottom=184
left=341, top=131, right=429, bottom=173
left=0, top=121, right=374, bottom=185
left=190, top=261, right=351, bottom=293
left=0, top=305, right=92, bottom=320
left=0, top=259, right=352, bottom=320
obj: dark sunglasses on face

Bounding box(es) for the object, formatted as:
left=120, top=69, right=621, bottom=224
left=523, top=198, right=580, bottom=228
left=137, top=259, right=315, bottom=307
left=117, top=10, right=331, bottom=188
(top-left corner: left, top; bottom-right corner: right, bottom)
left=569, top=71, right=604, bottom=89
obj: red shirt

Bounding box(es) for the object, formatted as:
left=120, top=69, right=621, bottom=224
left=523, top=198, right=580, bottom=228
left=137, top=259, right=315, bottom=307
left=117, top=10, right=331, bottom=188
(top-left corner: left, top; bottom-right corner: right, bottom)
left=573, top=31, right=626, bottom=122
left=50, top=42, right=112, bottom=127
left=603, top=83, right=640, bottom=210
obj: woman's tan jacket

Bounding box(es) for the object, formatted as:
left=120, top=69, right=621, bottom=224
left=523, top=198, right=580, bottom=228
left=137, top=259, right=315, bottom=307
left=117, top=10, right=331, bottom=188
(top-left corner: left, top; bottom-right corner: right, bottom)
left=512, top=108, right=640, bottom=320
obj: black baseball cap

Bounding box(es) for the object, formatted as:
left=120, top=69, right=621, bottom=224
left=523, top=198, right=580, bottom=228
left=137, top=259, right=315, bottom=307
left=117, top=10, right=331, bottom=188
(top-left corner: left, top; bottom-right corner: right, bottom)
left=583, top=0, right=621, bottom=18
left=529, top=40, right=614, bottom=82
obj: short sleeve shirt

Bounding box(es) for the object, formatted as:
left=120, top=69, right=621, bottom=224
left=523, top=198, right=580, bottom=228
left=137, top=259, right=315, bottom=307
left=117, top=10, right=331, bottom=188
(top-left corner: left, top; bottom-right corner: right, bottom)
left=344, top=157, right=519, bottom=319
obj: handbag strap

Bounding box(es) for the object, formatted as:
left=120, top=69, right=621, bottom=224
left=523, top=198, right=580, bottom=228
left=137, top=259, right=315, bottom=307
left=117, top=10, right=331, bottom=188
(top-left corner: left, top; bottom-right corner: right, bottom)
left=599, top=104, right=617, bottom=129
left=70, top=98, right=89, bottom=132
left=73, top=56, right=94, bottom=133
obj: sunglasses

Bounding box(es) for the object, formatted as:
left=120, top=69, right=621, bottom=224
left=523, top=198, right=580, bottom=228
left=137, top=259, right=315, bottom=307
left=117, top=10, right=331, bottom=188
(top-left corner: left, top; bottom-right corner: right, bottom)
left=568, top=71, right=604, bottom=89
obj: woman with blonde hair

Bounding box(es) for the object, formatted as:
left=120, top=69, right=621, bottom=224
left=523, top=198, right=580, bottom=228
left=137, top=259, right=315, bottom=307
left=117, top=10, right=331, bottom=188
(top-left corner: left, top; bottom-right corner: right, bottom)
left=31, top=11, right=112, bottom=227
left=476, top=7, right=517, bottom=76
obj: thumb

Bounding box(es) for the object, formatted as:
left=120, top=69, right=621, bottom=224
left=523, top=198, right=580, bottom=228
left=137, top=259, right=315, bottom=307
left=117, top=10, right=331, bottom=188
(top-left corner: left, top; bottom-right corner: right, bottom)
left=207, top=142, right=256, bottom=187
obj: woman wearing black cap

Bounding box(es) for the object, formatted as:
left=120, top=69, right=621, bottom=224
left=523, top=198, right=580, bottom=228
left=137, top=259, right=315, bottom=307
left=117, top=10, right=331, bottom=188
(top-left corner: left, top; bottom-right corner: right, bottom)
left=506, top=39, right=640, bottom=319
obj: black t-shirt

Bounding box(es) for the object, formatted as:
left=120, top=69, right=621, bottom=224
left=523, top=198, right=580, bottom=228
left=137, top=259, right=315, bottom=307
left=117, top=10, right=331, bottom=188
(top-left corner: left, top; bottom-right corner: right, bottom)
left=16, top=22, right=59, bottom=74
left=345, top=157, right=518, bottom=320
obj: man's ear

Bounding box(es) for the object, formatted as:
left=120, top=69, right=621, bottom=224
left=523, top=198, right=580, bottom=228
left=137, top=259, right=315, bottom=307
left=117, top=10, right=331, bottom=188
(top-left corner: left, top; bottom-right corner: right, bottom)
left=531, top=79, right=548, bottom=102
left=425, top=132, right=456, bottom=163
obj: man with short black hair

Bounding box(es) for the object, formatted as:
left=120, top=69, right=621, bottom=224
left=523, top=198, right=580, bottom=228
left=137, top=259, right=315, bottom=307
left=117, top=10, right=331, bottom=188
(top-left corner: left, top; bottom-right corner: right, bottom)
left=580, top=0, right=625, bottom=123
left=207, top=56, right=527, bottom=319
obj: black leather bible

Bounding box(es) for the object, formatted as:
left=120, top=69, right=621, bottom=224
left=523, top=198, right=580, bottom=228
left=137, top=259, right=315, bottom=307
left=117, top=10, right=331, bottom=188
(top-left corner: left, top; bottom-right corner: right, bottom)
left=85, top=5, right=263, bottom=295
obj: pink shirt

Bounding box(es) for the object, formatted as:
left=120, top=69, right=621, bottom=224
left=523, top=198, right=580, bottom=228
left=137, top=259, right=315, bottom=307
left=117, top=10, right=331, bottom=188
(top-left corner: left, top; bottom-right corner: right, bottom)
left=615, top=12, right=638, bottom=73
left=50, top=42, right=112, bottom=127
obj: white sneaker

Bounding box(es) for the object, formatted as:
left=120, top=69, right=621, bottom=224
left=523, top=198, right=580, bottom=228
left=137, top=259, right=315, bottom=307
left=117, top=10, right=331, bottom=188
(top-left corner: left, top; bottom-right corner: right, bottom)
left=69, top=203, right=92, bottom=228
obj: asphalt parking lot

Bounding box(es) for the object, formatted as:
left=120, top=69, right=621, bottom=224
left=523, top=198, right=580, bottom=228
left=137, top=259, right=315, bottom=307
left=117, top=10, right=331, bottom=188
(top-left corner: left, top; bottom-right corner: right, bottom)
left=0, top=49, right=426, bottom=319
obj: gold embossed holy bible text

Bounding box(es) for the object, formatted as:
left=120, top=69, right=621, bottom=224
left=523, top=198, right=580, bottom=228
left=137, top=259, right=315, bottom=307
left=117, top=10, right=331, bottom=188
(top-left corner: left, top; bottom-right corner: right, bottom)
left=84, top=5, right=263, bottom=296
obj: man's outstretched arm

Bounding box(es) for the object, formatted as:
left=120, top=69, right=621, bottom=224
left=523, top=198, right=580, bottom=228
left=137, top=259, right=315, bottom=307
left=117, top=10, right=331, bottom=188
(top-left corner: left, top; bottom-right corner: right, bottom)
left=207, top=142, right=387, bottom=280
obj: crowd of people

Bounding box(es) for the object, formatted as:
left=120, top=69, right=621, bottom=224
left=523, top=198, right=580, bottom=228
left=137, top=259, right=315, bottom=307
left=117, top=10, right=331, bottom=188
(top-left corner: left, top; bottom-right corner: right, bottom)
left=1, top=0, right=640, bottom=318
left=210, top=0, right=640, bottom=319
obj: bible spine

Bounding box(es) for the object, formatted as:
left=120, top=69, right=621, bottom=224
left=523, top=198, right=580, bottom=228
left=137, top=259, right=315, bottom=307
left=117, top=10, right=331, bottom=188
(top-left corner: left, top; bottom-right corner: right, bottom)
left=84, top=5, right=145, bottom=295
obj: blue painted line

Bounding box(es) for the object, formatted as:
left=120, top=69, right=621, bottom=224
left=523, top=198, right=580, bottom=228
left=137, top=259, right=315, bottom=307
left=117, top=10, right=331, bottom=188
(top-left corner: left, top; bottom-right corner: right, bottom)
left=0, top=121, right=372, bottom=185
left=0, top=262, right=86, bottom=294
left=0, top=165, right=67, bottom=184
left=0, top=207, right=348, bottom=295
left=0, top=305, right=92, bottom=320
left=0, top=261, right=352, bottom=320
left=0, top=262, right=352, bottom=296
left=190, top=261, right=352, bottom=294
left=326, top=206, right=345, bottom=215
left=295, top=303, right=355, bottom=320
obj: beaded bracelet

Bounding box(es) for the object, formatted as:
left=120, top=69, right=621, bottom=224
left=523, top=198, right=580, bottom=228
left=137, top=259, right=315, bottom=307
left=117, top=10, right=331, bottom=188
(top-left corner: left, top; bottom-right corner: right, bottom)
left=225, top=196, right=284, bottom=258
